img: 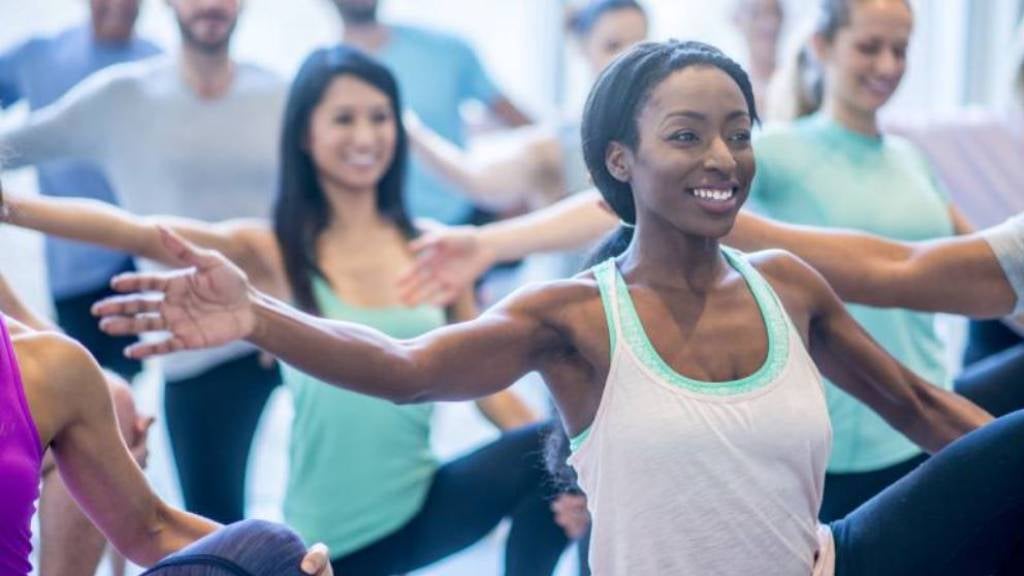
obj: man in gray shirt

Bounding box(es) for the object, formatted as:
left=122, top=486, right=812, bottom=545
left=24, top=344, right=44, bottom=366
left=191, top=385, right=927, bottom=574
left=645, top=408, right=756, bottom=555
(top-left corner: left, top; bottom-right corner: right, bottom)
left=1, top=0, right=286, bottom=527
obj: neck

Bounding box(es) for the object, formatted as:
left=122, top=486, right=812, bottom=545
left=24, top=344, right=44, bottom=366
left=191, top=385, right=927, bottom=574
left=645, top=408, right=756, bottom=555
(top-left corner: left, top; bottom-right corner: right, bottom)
left=342, top=20, right=389, bottom=52
left=620, top=216, right=725, bottom=293
left=90, top=29, right=134, bottom=47
left=319, top=179, right=389, bottom=240
left=822, top=94, right=880, bottom=137
left=179, top=43, right=234, bottom=100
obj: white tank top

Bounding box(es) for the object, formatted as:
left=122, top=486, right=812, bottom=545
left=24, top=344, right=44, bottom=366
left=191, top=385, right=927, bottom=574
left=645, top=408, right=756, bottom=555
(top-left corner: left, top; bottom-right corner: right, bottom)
left=568, top=248, right=836, bottom=575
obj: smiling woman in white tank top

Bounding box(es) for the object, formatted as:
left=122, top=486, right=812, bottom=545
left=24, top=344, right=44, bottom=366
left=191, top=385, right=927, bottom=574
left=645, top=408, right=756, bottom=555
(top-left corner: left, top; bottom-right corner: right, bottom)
left=92, top=40, right=1024, bottom=576
left=569, top=248, right=833, bottom=574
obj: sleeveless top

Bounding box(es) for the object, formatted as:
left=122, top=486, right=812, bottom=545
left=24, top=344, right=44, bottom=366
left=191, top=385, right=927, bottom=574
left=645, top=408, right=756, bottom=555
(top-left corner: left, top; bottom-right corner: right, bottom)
left=283, top=276, right=445, bottom=557
left=567, top=249, right=835, bottom=575
left=0, top=318, right=43, bottom=575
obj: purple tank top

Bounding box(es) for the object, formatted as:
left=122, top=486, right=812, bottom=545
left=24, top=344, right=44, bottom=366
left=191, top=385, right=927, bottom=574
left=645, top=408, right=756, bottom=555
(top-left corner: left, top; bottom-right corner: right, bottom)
left=0, top=318, right=43, bottom=575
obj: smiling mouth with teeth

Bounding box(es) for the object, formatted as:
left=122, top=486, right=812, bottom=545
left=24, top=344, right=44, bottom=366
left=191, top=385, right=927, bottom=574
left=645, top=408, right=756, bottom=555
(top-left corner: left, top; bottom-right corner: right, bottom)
left=689, top=188, right=736, bottom=201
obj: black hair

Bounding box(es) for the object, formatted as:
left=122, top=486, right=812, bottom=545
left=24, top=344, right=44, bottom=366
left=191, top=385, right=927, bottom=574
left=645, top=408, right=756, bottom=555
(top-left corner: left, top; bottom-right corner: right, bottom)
left=580, top=40, right=759, bottom=266
left=567, top=0, right=646, bottom=39
left=273, top=45, right=416, bottom=314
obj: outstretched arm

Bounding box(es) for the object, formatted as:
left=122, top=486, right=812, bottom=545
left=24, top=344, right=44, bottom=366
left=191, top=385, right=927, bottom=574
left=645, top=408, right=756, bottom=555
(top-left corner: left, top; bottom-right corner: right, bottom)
left=399, top=189, right=616, bottom=305
left=94, top=230, right=563, bottom=404
left=3, top=193, right=273, bottom=282
left=765, top=253, right=992, bottom=453
left=728, top=211, right=1015, bottom=318
left=405, top=112, right=553, bottom=210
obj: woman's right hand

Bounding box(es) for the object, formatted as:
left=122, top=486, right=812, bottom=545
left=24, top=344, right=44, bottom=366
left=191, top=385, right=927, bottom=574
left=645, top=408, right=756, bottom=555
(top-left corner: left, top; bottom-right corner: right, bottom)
left=92, top=228, right=257, bottom=359
left=398, top=223, right=495, bottom=306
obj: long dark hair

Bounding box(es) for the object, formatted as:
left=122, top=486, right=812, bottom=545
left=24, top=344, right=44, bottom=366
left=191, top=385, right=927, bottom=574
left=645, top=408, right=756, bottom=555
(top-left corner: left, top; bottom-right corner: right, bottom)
left=581, top=40, right=759, bottom=267
left=274, top=46, right=416, bottom=313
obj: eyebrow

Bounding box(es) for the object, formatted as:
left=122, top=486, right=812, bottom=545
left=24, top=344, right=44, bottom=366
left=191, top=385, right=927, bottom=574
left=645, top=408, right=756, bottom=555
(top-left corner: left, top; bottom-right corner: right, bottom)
left=661, top=109, right=751, bottom=123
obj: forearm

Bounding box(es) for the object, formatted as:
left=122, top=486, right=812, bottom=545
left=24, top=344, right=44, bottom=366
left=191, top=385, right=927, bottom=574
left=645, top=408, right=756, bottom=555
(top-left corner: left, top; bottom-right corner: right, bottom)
left=904, top=377, right=993, bottom=454
left=119, top=502, right=217, bottom=566
left=247, top=289, right=532, bottom=403
left=6, top=194, right=168, bottom=263
left=247, top=291, right=438, bottom=402
left=407, top=118, right=530, bottom=210
left=479, top=190, right=616, bottom=262
left=729, top=211, right=1014, bottom=317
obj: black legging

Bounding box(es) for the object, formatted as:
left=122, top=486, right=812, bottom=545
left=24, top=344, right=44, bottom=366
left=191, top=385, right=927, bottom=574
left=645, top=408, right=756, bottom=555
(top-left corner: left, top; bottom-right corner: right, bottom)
left=832, top=410, right=1024, bottom=575
left=963, top=319, right=1023, bottom=367
left=820, top=351, right=1024, bottom=522
left=331, top=422, right=570, bottom=576
left=164, top=352, right=281, bottom=523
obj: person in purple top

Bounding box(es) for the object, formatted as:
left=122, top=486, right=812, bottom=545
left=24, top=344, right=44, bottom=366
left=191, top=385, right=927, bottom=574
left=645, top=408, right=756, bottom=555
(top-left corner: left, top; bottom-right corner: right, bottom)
left=0, top=2, right=159, bottom=573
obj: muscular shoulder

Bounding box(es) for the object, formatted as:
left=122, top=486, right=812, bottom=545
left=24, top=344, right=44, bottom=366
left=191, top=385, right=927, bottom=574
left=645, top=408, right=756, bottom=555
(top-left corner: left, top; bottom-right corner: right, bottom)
left=13, top=330, right=108, bottom=443
left=745, top=248, right=836, bottom=316
left=501, top=276, right=601, bottom=318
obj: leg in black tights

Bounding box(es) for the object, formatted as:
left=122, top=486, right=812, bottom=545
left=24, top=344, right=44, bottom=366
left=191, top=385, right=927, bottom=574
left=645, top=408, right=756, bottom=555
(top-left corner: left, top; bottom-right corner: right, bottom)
left=142, top=520, right=307, bottom=575
left=164, top=353, right=281, bottom=523
left=818, top=454, right=928, bottom=522
left=956, top=343, right=1024, bottom=417
left=832, top=410, right=1024, bottom=576
left=332, top=422, right=570, bottom=576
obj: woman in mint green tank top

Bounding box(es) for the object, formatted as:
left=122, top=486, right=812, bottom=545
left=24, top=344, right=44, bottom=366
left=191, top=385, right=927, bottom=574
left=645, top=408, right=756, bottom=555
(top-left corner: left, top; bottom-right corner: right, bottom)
left=747, top=0, right=988, bottom=520
left=1, top=47, right=573, bottom=574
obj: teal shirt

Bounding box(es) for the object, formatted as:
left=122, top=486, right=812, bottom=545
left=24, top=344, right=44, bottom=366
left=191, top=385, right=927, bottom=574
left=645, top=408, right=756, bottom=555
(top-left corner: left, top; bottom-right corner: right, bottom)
left=376, top=25, right=499, bottom=224
left=749, top=113, right=954, bottom=473
left=283, top=277, right=446, bottom=556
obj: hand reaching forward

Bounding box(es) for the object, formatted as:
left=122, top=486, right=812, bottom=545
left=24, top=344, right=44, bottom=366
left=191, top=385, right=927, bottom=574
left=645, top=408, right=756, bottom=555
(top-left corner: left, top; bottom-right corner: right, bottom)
left=92, top=228, right=257, bottom=359
left=397, top=223, right=495, bottom=307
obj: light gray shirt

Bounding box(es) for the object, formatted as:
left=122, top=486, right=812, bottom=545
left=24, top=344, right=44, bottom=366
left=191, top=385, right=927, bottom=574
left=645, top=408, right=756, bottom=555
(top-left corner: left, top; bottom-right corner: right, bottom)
left=1, top=56, right=287, bottom=379
left=982, top=213, right=1024, bottom=316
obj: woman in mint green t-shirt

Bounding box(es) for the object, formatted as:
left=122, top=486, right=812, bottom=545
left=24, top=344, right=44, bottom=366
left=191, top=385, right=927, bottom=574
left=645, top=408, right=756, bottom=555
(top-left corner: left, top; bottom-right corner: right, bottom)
left=1, top=46, right=572, bottom=575
left=748, top=0, right=978, bottom=520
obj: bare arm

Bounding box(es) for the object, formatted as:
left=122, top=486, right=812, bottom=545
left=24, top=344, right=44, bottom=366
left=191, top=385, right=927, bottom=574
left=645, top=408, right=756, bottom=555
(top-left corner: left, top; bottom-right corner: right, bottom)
left=24, top=333, right=217, bottom=565
left=728, top=211, right=1014, bottom=318
left=448, top=289, right=540, bottom=429
left=405, top=112, right=553, bottom=210
left=489, top=95, right=533, bottom=127
left=3, top=193, right=273, bottom=280
left=94, top=230, right=563, bottom=405
left=766, top=253, right=992, bottom=453
left=399, top=189, right=616, bottom=305
left=18, top=329, right=334, bottom=573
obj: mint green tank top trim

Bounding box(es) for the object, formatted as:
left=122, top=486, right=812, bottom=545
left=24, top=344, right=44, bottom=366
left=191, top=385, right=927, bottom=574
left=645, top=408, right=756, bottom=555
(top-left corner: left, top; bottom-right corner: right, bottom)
left=749, top=113, right=954, bottom=473
left=283, top=276, right=445, bottom=556
left=571, top=247, right=790, bottom=451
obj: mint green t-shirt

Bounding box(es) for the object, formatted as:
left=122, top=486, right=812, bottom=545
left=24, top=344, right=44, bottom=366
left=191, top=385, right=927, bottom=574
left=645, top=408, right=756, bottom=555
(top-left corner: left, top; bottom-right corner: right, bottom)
left=748, top=113, right=954, bottom=473
left=283, top=276, right=446, bottom=556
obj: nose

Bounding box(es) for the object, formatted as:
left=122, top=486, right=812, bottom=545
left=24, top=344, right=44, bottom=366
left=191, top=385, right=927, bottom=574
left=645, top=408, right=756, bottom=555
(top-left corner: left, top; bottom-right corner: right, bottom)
left=876, top=47, right=903, bottom=78
left=704, top=136, right=737, bottom=175
left=350, top=118, right=378, bottom=149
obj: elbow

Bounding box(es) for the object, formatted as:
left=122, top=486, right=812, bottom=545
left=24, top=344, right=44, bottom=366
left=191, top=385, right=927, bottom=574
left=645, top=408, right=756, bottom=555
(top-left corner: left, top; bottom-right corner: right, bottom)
left=387, top=342, right=440, bottom=405
left=115, top=501, right=175, bottom=567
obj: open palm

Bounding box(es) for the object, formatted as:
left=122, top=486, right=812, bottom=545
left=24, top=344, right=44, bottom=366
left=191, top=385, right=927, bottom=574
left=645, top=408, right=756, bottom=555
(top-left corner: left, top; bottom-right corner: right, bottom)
left=93, top=228, right=257, bottom=359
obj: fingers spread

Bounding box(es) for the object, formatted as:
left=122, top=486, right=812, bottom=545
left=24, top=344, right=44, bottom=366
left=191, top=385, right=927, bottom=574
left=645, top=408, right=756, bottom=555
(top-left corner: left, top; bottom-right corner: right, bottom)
left=99, top=312, right=167, bottom=336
